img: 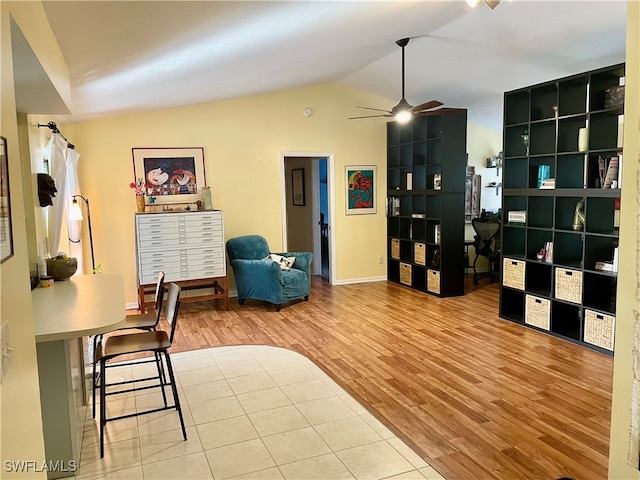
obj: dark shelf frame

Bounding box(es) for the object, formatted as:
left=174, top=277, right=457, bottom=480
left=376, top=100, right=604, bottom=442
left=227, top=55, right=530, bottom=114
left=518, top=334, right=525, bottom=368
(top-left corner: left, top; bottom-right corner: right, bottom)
left=387, top=110, right=468, bottom=297
left=499, top=62, right=624, bottom=355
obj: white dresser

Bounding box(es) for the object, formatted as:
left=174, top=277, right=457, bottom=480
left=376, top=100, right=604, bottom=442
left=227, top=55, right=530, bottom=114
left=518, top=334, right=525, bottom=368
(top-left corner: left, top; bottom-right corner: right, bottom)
left=135, top=210, right=229, bottom=312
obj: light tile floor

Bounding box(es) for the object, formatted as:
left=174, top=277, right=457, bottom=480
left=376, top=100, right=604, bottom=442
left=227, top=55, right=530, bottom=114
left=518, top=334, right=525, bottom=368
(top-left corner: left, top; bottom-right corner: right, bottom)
left=76, top=345, right=446, bottom=480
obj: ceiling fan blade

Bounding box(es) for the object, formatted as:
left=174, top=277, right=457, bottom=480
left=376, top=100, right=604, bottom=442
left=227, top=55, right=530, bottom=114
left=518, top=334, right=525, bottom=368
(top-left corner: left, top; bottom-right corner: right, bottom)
left=414, top=108, right=464, bottom=117
left=355, top=106, right=393, bottom=114
left=348, top=114, right=393, bottom=120
left=411, top=100, right=443, bottom=113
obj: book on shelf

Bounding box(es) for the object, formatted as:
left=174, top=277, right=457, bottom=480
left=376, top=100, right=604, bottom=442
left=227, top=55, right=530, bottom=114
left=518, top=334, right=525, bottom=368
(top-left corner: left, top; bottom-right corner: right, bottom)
left=539, top=178, right=556, bottom=189
left=406, top=172, right=413, bottom=191
left=617, top=154, right=623, bottom=187
left=604, top=156, right=618, bottom=189
left=386, top=196, right=400, bottom=216
left=595, top=261, right=614, bottom=272
left=434, top=224, right=441, bottom=245
left=595, top=247, right=619, bottom=273
left=411, top=213, right=426, bottom=218
left=544, top=241, right=553, bottom=263
left=537, top=165, right=550, bottom=188
left=507, top=210, right=527, bottom=224
left=433, top=174, right=441, bottom=190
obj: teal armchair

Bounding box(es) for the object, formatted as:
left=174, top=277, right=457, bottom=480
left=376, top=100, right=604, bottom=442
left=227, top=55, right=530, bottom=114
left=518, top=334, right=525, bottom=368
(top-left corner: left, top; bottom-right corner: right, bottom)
left=226, top=235, right=313, bottom=311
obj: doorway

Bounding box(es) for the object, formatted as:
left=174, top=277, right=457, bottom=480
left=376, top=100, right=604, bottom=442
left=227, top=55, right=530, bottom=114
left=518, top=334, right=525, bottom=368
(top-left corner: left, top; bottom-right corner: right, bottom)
left=281, top=152, right=335, bottom=284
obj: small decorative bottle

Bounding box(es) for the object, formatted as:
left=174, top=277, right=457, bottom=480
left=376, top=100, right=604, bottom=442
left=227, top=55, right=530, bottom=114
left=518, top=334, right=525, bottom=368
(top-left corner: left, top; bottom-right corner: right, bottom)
left=201, top=185, right=213, bottom=210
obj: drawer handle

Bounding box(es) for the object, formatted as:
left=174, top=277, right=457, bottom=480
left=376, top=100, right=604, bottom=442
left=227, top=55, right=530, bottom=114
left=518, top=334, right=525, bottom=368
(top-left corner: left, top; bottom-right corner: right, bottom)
left=511, top=261, right=517, bottom=266
left=565, top=271, right=573, bottom=276
left=535, top=299, right=542, bottom=304
left=596, top=314, right=604, bottom=320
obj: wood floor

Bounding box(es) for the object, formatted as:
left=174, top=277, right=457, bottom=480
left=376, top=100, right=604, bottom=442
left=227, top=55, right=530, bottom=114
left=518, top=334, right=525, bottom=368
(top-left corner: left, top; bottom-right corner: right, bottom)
left=168, top=275, right=613, bottom=480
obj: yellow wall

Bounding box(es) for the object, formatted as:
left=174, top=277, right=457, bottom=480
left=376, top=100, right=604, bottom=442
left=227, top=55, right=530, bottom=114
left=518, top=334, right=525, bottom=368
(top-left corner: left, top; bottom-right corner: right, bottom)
left=63, top=86, right=500, bottom=303
left=62, top=84, right=386, bottom=302
left=0, top=2, right=69, bottom=477
left=609, top=1, right=639, bottom=477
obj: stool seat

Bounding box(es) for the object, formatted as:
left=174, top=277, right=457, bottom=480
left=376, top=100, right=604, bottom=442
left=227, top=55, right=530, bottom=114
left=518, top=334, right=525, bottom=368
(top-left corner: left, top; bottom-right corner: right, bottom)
left=98, top=331, right=170, bottom=359
left=122, top=312, right=157, bottom=330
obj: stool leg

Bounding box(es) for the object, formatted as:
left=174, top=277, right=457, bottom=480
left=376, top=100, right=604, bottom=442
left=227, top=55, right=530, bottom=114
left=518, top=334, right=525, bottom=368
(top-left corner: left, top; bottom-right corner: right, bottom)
left=92, top=334, right=100, bottom=418
left=99, top=358, right=106, bottom=458
left=164, top=351, right=186, bottom=441
left=155, top=352, right=168, bottom=407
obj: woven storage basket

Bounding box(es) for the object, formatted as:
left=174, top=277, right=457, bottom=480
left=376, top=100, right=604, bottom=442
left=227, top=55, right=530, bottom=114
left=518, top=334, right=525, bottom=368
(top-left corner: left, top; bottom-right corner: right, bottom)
left=399, top=262, right=412, bottom=286
left=502, top=258, right=525, bottom=290
left=584, top=309, right=615, bottom=351
left=525, top=294, right=550, bottom=331
left=414, top=243, right=426, bottom=266
left=427, top=269, right=440, bottom=294
left=391, top=238, right=400, bottom=260
left=554, top=267, right=582, bottom=304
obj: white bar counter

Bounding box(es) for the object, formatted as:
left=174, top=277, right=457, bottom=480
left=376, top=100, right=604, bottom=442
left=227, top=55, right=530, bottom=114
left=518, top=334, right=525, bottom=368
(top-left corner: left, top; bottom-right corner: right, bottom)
left=32, top=273, right=126, bottom=479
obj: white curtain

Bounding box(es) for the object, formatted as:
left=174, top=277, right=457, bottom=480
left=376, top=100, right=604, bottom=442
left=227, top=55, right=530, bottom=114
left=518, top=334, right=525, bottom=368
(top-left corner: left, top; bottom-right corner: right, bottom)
left=65, top=147, right=83, bottom=274
left=46, top=133, right=84, bottom=272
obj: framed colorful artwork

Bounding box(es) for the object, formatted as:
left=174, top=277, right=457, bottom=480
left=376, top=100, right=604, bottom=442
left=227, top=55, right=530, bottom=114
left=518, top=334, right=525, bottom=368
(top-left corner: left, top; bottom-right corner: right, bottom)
left=132, top=147, right=206, bottom=205
left=346, top=165, right=376, bottom=215
left=0, top=136, right=13, bottom=263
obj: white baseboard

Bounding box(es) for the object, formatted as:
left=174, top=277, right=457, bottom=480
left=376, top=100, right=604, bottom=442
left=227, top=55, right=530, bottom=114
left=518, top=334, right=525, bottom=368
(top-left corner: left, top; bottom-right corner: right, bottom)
left=332, top=276, right=387, bottom=286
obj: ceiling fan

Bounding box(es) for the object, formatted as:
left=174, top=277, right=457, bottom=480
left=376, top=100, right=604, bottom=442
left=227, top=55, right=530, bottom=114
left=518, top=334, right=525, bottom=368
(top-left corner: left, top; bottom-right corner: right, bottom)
left=349, top=38, right=460, bottom=123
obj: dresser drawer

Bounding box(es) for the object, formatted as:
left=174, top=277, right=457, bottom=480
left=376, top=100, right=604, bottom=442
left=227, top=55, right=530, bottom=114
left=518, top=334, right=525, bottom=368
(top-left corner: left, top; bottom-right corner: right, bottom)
left=139, top=249, right=186, bottom=261
left=137, top=225, right=179, bottom=239
left=187, top=247, right=224, bottom=260
left=189, top=264, right=226, bottom=278
left=185, top=217, right=222, bottom=228
left=138, top=237, right=184, bottom=249
left=185, top=232, right=223, bottom=245
left=137, top=215, right=180, bottom=228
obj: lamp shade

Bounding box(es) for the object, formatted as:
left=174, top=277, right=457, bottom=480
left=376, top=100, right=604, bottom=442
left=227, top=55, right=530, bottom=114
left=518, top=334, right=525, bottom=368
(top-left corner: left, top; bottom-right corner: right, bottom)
left=69, top=199, right=83, bottom=221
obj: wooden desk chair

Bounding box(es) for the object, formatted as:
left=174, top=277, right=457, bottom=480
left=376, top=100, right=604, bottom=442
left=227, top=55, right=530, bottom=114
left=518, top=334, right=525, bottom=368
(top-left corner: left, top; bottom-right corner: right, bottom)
left=95, top=282, right=186, bottom=458
left=92, top=271, right=165, bottom=417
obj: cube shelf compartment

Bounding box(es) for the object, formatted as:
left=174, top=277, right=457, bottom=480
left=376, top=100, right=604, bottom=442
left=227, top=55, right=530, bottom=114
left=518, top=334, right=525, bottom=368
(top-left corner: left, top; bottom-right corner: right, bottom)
left=500, top=62, right=624, bottom=354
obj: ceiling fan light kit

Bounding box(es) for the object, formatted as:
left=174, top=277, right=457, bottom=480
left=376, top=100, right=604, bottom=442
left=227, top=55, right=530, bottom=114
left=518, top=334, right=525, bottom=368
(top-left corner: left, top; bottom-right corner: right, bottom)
left=349, top=38, right=457, bottom=122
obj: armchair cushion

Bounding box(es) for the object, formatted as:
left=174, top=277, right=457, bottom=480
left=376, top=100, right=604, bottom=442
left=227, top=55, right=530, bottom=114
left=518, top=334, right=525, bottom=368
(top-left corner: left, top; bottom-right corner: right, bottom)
left=226, top=235, right=313, bottom=309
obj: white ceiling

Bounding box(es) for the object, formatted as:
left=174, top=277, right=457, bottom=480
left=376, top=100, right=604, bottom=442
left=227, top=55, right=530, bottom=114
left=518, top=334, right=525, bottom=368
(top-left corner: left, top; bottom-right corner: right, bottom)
left=16, top=1, right=627, bottom=130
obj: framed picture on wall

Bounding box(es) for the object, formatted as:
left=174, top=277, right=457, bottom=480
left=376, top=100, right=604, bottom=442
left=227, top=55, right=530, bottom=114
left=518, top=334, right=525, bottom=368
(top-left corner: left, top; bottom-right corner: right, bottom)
left=132, top=147, right=206, bottom=205
left=292, top=168, right=305, bottom=206
left=346, top=165, right=376, bottom=215
left=0, top=136, right=14, bottom=263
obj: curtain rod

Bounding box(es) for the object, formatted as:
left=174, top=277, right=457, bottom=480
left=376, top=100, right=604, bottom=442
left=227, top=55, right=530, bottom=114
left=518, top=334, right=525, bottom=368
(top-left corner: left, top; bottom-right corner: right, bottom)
left=37, top=121, right=75, bottom=149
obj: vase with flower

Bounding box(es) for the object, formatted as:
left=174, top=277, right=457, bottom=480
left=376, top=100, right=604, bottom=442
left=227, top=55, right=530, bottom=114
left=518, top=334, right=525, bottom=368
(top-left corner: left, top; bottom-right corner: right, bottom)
left=130, top=178, right=150, bottom=212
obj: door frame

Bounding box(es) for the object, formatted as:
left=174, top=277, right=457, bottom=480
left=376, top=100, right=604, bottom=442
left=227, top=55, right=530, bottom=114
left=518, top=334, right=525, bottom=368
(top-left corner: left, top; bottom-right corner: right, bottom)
left=280, top=151, right=335, bottom=285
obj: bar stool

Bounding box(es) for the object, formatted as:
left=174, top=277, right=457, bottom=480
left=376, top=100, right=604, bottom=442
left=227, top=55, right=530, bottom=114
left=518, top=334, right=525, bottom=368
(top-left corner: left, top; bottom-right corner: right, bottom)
left=95, top=282, right=186, bottom=458
left=92, top=271, right=165, bottom=417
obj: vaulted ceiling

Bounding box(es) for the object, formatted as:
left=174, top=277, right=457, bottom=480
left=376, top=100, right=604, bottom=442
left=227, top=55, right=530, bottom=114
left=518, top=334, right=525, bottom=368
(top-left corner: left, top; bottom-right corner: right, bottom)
left=14, top=1, right=627, bottom=130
